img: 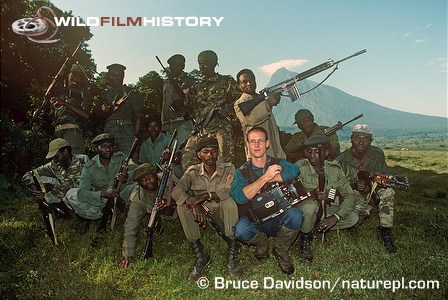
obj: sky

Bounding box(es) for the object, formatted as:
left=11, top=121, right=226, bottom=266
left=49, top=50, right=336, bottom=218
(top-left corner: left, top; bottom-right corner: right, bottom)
left=47, top=0, right=447, bottom=118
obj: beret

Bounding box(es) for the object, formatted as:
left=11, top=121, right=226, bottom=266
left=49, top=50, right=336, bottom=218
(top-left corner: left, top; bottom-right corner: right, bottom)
left=293, top=109, right=313, bottom=125
left=132, top=163, right=157, bottom=181
left=106, top=63, right=126, bottom=72
left=303, top=135, right=330, bottom=148
left=92, top=133, right=114, bottom=145
left=352, top=124, right=373, bottom=135
left=196, top=136, right=219, bottom=151
left=198, top=50, right=218, bottom=63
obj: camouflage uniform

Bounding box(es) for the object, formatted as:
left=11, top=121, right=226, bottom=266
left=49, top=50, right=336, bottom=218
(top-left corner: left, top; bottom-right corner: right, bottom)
left=336, top=146, right=394, bottom=228
left=22, top=154, right=90, bottom=204
left=172, top=161, right=238, bottom=242
left=161, top=72, right=196, bottom=144
left=182, top=74, right=241, bottom=170
left=53, top=88, right=92, bottom=154
left=285, top=124, right=339, bottom=163
left=294, top=159, right=358, bottom=233
left=234, top=93, right=286, bottom=160
left=102, top=85, right=143, bottom=154
left=73, top=152, right=136, bottom=220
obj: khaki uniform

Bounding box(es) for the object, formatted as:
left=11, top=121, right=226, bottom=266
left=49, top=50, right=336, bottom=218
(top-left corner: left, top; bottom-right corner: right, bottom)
left=119, top=183, right=156, bottom=258
left=285, top=124, right=339, bottom=162
left=182, top=74, right=241, bottom=170
left=53, top=88, right=92, bottom=154
left=234, top=93, right=286, bottom=160
left=172, top=161, right=238, bottom=242
left=336, top=146, right=394, bottom=228
left=102, top=85, right=143, bottom=154
left=294, top=159, right=358, bottom=233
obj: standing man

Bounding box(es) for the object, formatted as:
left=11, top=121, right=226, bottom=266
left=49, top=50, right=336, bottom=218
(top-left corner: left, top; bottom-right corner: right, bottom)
left=172, top=137, right=242, bottom=280
left=118, top=163, right=166, bottom=269
left=161, top=54, right=196, bottom=144
left=231, top=127, right=303, bottom=274
left=234, top=68, right=285, bottom=160
left=336, top=124, right=396, bottom=253
left=295, top=135, right=358, bottom=262
left=99, top=64, right=143, bottom=154
left=49, top=64, right=92, bottom=154
left=22, top=138, right=90, bottom=218
left=285, top=109, right=340, bottom=163
left=182, top=50, right=241, bottom=170
left=72, top=133, right=135, bottom=234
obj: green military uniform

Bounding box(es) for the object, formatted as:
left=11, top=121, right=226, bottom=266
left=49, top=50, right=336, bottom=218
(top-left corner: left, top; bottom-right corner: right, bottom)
left=336, top=146, right=395, bottom=228
left=138, top=132, right=172, bottom=165
left=172, top=161, right=238, bottom=242
left=22, top=154, right=90, bottom=203
left=182, top=74, right=241, bottom=170
left=285, top=124, right=339, bottom=162
left=53, top=88, right=92, bottom=154
left=73, top=152, right=135, bottom=220
left=294, top=159, right=358, bottom=233
left=102, top=85, right=143, bottom=154
left=120, top=182, right=156, bottom=258
left=234, top=93, right=286, bottom=160
left=161, top=72, right=196, bottom=144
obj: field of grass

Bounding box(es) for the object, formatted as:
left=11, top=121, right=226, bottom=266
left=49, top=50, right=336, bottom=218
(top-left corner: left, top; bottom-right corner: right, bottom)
left=1, top=148, right=447, bottom=299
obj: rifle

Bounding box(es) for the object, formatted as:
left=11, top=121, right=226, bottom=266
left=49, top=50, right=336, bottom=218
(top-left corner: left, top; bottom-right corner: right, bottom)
left=358, top=171, right=409, bottom=189
left=141, top=140, right=178, bottom=260
left=32, top=170, right=58, bottom=245
left=238, top=49, right=367, bottom=116
left=177, top=106, right=218, bottom=151
left=33, top=41, right=83, bottom=118
left=323, top=114, right=364, bottom=136
left=201, top=203, right=230, bottom=243
left=158, top=129, right=177, bottom=168
left=315, top=147, right=327, bottom=243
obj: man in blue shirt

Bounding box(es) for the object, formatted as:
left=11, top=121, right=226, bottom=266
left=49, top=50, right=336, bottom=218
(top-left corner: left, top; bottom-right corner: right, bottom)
left=231, top=127, right=303, bottom=274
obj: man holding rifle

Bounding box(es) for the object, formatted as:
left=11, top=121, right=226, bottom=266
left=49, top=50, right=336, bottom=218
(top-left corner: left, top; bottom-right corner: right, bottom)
left=294, top=135, right=358, bottom=262
left=73, top=133, right=135, bottom=234
left=234, top=69, right=286, bottom=160
left=172, top=136, right=242, bottom=280
left=336, top=124, right=397, bottom=253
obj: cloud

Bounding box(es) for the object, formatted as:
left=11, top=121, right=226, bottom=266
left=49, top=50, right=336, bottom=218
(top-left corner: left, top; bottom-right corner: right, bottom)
left=258, top=59, right=308, bottom=75
left=403, top=32, right=412, bottom=37
left=427, top=58, right=447, bottom=72
left=414, top=39, right=426, bottom=44
left=426, top=24, right=432, bottom=29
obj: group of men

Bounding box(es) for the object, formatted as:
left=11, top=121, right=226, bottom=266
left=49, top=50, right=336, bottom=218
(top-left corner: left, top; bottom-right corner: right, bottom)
left=23, top=50, right=398, bottom=280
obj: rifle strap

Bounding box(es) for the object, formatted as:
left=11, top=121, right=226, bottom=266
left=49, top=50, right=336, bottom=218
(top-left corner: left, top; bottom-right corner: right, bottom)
left=366, top=181, right=378, bottom=204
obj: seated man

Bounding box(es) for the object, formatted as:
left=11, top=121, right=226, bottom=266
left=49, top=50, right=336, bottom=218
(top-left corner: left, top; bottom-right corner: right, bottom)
left=71, top=133, right=135, bottom=234
left=172, top=136, right=242, bottom=280
left=118, top=163, right=166, bottom=269
left=336, top=124, right=397, bottom=253
left=285, top=109, right=340, bottom=163
left=231, top=127, right=303, bottom=275
left=295, top=135, right=358, bottom=262
left=22, top=138, right=90, bottom=218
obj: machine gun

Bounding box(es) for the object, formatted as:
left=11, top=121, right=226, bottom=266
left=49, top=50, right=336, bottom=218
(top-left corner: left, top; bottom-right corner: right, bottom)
left=141, top=140, right=178, bottom=259
left=238, top=49, right=367, bottom=116
left=323, top=114, right=364, bottom=136
left=32, top=170, right=58, bottom=245
left=33, top=41, right=83, bottom=118
left=357, top=171, right=409, bottom=205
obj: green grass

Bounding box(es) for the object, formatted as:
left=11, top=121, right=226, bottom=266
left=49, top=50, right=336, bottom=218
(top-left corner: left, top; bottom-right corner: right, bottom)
left=1, top=150, right=447, bottom=299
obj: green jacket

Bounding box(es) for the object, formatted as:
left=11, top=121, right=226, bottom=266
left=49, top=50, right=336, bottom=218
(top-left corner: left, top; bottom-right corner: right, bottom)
left=295, top=159, right=356, bottom=219
left=336, top=146, right=390, bottom=183
left=54, top=87, right=92, bottom=126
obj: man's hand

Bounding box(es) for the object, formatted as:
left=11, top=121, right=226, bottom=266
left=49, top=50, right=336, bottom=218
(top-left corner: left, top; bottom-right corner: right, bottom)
left=156, top=199, right=167, bottom=210
left=118, top=257, right=132, bottom=269
left=266, top=91, right=281, bottom=107
left=32, top=190, right=46, bottom=200
left=317, top=215, right=339, bottom=232
left=185, top=194, right=208, bottom=210
left=101, top=187, right=119, bottom=198
left=116, top=172, right=129, bottom=183
left=263, top=164, right=282, bottom=182
left=191, top=204, right=207, bottom=227
left=354, top=179, right=369, bottom=193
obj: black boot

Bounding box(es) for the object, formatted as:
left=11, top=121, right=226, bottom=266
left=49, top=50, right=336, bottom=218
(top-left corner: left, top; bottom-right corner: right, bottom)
left=227, top=239, right=243, bottom=278
left=76, top=215, right=91, bottom=235
left=49, top=202, right=72, bottom=219
left=299, top=232, right=313, bottom=262
left=188, top=240, right=211, bottom=281
left=378, top=227, right=396, bottom=253
left=247, top=231, right=269, bottom=260
left=273, top=226, right=299, bottom=274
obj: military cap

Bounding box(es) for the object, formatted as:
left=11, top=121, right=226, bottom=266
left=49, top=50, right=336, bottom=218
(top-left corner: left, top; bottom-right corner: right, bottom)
left=293, top=109, right=313, bottom=125
left=92, top=133, right=114, bottom=145
left=352, top=124, right=373, bottom=135
left=132, top=163, right=157, bottom=181
left=303, top=135, right=330, bottom=148
left=106, top=63, right=126, bottom=72
left=46, top=138, right=70, bottom=159
left=196, top=136, right=219, bottom=151
left=70, top=63, right=84, bottom=74
left=198, top=50, right=218, bottom=63
left=167, top=54, right=185, bottom=65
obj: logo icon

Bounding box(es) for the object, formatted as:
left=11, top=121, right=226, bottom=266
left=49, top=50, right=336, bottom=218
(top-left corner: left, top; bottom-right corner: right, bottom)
left=11, top=6, right=59, bottom=43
